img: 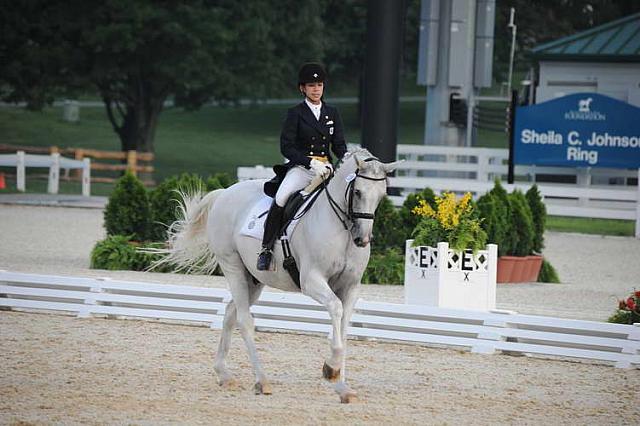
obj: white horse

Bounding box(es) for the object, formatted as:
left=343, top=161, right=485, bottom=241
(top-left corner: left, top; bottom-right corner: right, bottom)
left=156, top=148, right=399, bottom=403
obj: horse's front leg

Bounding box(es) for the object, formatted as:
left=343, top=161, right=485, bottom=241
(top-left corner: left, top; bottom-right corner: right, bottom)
left=334, top=283, right=360, bottom=403
left=301, top=271, right=344, bottom=381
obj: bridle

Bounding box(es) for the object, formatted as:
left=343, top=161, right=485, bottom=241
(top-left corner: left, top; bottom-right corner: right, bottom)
left=323, top=157, right=387, bottom=231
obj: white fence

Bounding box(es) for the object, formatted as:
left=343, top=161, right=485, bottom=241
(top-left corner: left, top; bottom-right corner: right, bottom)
left=1, top=271, right=638, bottom=369
left=236, top=145, right=640, bottom=237
left=0, top=151, right=91, bottom=196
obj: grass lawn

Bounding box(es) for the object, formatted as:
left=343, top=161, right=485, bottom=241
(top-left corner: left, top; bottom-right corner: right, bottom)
left=546, top=216, right=635, bottom=237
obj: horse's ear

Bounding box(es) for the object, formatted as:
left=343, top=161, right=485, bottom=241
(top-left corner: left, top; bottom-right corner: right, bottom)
left=382, top=160, right=404, bottom=174
left=355, top=156, right=366, bottom=169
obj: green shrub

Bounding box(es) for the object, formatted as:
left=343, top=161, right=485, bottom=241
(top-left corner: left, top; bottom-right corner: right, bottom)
left=372, top=196, right=406, bottom=254
left=477, top=192, right=510, bottom=256
left=399, top=187, right=436, bottom=236
left=362, top=248, right=404, bottom=285
left=205, top=175, right=224, bottom=191
left=104, top=171, right=150, bottom=241
left=208, top=172, right=234, bottom=189
left=537, top=259, right=560, bottom=283
left=148, top=173, right=206, bottom=242
left=526, top=184, right=547, bottom=254
left=90, top=235, right=168, bottom=271
left=508, top=190, right=535, bottom=256
left=488, top=180, right=515, bottom=255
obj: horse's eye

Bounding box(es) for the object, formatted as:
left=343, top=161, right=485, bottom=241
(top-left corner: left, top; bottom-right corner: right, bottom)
left=354, top=189, right=362, bottom=198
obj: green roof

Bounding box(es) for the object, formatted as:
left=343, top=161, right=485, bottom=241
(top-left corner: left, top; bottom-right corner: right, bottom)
left=531, top=12, right=640, bottom=62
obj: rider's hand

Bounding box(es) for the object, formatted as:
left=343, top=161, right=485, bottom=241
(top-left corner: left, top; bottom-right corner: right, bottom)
left=310, top=159, right=331, bottom=178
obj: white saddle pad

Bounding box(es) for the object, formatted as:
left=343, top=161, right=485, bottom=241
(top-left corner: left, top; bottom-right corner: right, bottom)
left=239, top=195, right=310, bottom=241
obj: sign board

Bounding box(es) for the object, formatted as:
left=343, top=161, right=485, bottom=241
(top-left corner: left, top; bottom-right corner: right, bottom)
left=514, top=93, right=640, bottom=168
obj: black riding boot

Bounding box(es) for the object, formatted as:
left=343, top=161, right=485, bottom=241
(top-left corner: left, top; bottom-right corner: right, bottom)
left=256, top=202, right=285, bottom=271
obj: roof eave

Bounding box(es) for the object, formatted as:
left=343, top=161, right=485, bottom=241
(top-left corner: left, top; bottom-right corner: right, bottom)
left=532, top=53, right=640, bottom=63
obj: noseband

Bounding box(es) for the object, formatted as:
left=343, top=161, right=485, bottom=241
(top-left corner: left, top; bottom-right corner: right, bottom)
left=323, top=157, right=387, bottom=231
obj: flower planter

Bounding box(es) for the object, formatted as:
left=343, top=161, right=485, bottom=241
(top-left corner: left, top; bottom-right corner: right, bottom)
left=497, top=256, right=518, bottom=283
left=496, top=255, right=544, bottom=283
left=510, top=257, right=528, bottom=283
left=404, top=240, right=498, bottom=311
left=526, top=255, right=544, bottom=282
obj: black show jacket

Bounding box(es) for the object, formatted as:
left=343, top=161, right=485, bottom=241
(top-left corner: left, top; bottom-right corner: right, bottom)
left=263, top=101, right=348, bottom=198
left=280, top=101, right=347, bottom=167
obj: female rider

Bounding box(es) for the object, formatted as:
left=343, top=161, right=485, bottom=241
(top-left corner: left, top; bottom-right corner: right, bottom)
left=257, top=62, right=348, bottom=270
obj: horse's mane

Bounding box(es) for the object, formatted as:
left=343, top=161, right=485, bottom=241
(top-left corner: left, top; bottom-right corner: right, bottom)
left=335, top=147, right=375, bottom=172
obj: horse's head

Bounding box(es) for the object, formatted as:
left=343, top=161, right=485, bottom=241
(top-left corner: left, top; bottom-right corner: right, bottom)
left=337, top=149, right=401, bottom=247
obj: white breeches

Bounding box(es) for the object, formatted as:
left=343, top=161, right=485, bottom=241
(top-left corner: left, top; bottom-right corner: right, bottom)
left=275, top=166, right=316, bottom=207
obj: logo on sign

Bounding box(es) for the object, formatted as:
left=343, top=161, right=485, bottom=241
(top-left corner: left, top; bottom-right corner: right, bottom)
left=564, top=97, right=606, bottom=121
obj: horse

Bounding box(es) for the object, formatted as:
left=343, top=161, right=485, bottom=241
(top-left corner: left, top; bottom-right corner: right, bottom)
left=155, top=148, right=399, bottom=403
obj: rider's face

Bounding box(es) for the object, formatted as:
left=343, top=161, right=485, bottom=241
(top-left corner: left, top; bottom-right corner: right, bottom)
left=301, top=82, right=324, bottom=104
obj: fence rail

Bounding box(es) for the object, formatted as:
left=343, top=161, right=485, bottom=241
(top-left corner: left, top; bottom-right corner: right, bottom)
left=1, top=271, right=639, bottom=368
left=0, top=143, right=154, bottom=186
left=0, top=151, right=90, bottom=195
left=390, top=145, right=640, bottom=237
left=235, top=145, right=640, bottom=236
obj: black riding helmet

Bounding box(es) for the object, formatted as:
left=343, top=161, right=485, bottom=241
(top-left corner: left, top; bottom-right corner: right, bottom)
left=298, top=62, right=327, bottom=85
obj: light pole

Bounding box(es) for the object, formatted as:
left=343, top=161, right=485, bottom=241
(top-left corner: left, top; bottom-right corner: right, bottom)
left=507, top=7, right=517, bottom=95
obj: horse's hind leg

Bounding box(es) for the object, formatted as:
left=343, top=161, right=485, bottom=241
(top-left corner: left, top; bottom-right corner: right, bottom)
left=214, top=278, right=264, bottom=388
left=213, top=300, right=237, bottom=386
left=217, top=257, right=271, bottom=395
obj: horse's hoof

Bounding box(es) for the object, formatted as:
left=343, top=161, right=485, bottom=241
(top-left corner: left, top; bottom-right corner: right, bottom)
left=254, top=381, right=273, bottom=395
left=322, top=362, right=340, bottom=382
left=339, top=390, right=358, bottom=404
left=217, top=376, right=239, bottom=389
left=215, top=369, right=236, bottom=387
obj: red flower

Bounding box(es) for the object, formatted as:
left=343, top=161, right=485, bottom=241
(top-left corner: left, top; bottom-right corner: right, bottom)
left=626, top=297, right=636, bottom=311
left=634, top=290, right=640, bottom=298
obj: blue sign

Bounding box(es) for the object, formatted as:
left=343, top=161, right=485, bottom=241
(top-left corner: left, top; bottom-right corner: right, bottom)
left=514, top=93, right=640, bottom=169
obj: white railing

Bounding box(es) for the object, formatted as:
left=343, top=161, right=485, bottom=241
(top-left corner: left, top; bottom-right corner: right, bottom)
left=0, top=151, right=91, bottom=196
left=236, top=145, right=640, bottom=237
left=1, top=271, right=638, bottom=369
left=390, top=145, right=640, bottom=238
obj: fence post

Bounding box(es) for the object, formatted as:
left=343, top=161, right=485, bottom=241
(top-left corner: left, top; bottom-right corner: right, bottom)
left=82, top=158, right=91, bottom=197
left=16, top=151, right=26, bottom=192
left=477, top=152, right=488, bottom=182
left=74, top=148, right=84, bottom=180
left=126, top=150, right=137, bottom=176
left=577, top=167, right=590, bottom=206
left=47, top=152, right=60, bottom=194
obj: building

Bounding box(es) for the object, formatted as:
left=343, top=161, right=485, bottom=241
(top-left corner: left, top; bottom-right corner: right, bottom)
left=529, top=12, right=640, bottom=107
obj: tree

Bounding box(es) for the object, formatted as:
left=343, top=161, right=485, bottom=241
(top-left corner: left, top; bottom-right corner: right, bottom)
left=0, top=0, right=323, bottom=153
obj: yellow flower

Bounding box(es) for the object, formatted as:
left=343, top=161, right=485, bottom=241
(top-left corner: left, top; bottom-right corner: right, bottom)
left=412, top=199, right=435, bottom=218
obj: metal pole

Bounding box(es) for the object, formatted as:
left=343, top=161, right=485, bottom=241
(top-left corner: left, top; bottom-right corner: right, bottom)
left=507, top=7, right=516, bottom=95
left=362, top=0, right=405, bottom=163
left=507, top=90, right=518, bottom=184
left=464, top=0, right=477, bottom=147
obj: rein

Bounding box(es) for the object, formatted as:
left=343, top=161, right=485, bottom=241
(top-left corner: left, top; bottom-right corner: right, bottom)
left=323, top=157, right=387, bottom=231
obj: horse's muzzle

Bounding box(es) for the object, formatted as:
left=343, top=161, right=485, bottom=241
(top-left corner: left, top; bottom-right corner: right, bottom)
left=353, top=236, right=370, bottom=247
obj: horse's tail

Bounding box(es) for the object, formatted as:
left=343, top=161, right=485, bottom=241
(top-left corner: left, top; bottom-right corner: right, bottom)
left=148, top=189, right=223, bottom=274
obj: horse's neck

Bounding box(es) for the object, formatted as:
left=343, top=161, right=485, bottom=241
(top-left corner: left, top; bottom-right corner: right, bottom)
left=297, top=165, right=352, bottom=236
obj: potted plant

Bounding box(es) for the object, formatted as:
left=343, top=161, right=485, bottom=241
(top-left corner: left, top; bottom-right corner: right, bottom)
left=608, top=290, right=640, bottom=324
left=477, top=181, right=548, bottom=283
left=525, top=185, right=546, bottom=281
left=404, top=192, right=498, bottom=311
